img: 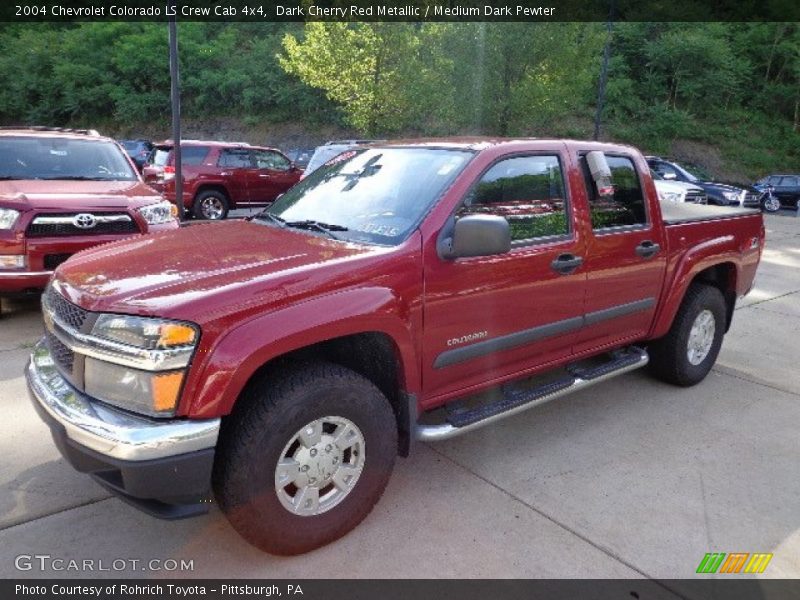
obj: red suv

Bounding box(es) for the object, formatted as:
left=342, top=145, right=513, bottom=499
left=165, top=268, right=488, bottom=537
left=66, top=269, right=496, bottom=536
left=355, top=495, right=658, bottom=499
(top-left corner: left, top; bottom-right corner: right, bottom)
left=0, top=127, right=178, bottom=297
left=143, top=141, right=302, bottom=220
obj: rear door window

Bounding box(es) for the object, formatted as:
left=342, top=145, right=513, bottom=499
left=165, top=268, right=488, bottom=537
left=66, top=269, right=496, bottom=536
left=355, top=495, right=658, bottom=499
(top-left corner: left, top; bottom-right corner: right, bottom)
left=218, top=149, right=252, bottom=168
left=180, top=146, right=209, bottom=165
left=583, top=155, right=648, bottom=230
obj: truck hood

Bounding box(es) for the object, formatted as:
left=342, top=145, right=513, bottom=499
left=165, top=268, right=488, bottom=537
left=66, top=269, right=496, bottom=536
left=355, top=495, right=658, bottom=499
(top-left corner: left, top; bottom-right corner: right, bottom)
left=695, top=180, right=758, bottom=194
left=52, top=220, right=381, bottom=318
left=0, top=179, right=161, bottom=210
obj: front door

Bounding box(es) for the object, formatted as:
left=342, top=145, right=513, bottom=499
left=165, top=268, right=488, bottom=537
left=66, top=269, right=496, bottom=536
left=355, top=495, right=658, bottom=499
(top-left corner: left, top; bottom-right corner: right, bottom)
left=247, top=149, right=298, bottom=204
left=574, top=152, right=667, bottom=354
left=422, top=153, right=587, bottom=406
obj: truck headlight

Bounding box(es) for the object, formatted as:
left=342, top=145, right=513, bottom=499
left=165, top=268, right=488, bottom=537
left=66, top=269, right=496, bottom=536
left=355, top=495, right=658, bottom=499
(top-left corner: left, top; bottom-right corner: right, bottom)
left=138, top=201, right=177, bottom=225
left=85, top=358, right=185, bottom=417
left=658, top=191, right=682, bottom=203
left=0, top=207, right=20, bottom=229
left=722, top=191, right=740, bottom=204
left=92, top=314, right=197, bottom=350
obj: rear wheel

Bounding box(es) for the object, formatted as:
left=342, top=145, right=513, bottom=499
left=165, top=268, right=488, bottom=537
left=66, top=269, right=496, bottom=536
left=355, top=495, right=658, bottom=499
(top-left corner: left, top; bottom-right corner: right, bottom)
left=213, top=362, right=397, bottom=555
left=648, top=283, right=726, bottom=386
left=193, top=190, right=229, bottom=220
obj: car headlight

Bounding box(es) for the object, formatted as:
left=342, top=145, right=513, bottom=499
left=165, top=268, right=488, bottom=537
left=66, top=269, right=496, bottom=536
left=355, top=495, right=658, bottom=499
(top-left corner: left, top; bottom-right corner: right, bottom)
left=0, top=207, right=20, bottom=229
left=138, top=201, right=177, bottom=225
left=658, top=191, right=682, bottom=203
left=722, top=191, right=740, bottom=203
left=92, top=314, right=198, bottom=350
left=85, top=314, right=199, bottom=416
left=84, top=358, right=186, bottom=417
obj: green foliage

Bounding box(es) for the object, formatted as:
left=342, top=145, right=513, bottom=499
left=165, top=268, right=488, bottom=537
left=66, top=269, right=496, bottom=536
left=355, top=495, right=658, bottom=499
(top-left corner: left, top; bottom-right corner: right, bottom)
left=0, top=22, right=797, bottom=176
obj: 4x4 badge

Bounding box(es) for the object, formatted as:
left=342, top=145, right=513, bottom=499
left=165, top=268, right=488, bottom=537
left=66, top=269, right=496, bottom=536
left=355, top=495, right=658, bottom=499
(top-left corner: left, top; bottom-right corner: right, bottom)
left=73, top=213, right=97, bottom=229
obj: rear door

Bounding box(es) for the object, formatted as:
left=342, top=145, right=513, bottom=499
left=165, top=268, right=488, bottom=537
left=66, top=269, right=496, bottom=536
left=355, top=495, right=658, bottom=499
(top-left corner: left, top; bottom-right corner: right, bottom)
left=422, top=151, right=587, bottom=403
left=216, top=148, right=253, bottom=204
left=573, top=152, right=667, bottom=354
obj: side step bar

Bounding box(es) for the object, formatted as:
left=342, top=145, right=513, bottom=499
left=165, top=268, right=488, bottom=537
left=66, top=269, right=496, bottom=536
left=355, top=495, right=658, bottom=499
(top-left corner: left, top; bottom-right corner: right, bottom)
left=415, top=346, right=649, bottom=442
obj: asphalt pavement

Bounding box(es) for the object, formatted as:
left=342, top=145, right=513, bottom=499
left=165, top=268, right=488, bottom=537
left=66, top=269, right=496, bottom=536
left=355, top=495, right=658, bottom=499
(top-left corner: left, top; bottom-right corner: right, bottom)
left=0, top=212, right=798, bottom=589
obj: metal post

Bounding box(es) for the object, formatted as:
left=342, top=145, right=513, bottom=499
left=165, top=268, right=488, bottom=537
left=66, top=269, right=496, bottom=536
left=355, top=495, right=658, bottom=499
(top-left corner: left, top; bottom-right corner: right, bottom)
left=168, top=3, right=184, bottom=222
left=593, top=3, right=615, bottom=141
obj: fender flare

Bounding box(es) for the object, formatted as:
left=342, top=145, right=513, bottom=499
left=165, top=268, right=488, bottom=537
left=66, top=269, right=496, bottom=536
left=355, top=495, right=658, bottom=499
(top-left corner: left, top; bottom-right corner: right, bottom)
left=650, top=235, right=741, bottom=340
left=181, top=286, right=420, bottom=419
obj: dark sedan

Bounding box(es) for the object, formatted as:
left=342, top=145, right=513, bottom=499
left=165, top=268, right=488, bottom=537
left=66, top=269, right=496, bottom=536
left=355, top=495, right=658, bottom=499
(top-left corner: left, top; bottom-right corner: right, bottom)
left=646, top=156, right=762, bottom=208
left=754, top=174, right=800, bottom=210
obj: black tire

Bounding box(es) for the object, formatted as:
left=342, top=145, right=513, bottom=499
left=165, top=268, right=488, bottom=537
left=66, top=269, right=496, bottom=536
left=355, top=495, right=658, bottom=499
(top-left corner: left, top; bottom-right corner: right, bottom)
left=192, top=189, right=229, bottom=220
left=213, top=362, right=397, bottom=555
left=648, top=284, right=727, bottom=387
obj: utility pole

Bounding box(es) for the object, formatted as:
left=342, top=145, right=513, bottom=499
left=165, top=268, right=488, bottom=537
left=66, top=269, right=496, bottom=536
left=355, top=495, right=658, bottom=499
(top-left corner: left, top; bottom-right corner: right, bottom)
left=593, top=3, right=615, bottom=141
left=168, top=0, right=184, bottom=221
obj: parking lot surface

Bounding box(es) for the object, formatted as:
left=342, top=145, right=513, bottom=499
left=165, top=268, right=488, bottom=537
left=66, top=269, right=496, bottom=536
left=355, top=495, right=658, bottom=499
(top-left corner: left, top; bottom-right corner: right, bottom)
left=0, top=213, right=798, bottom=587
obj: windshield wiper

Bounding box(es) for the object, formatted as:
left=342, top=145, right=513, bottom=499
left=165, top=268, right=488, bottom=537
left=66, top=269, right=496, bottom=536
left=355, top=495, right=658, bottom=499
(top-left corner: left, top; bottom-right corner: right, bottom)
left=284, top=220, right=349, bottom=238
left=250, top=212, right=286, bottom=227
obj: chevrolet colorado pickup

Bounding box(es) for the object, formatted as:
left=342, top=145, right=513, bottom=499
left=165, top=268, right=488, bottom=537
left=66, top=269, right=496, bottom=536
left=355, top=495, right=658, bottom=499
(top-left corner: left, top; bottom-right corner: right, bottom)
left=27, top=139, right=764, bottom=555
left=0, top=127, right=178, bottom=297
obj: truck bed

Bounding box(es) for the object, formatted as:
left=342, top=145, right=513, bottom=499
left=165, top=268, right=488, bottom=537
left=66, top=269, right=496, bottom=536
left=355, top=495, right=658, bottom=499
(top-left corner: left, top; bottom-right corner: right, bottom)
left=660, top=201, right=761, bottom=225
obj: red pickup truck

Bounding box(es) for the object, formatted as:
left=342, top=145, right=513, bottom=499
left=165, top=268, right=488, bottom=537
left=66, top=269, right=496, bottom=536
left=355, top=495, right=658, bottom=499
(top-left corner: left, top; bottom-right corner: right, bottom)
left=0, top=127, right=178, bottom=298
left=143, top=140, right=302, bottom=220
left=27, top=139, right=764, bottom=555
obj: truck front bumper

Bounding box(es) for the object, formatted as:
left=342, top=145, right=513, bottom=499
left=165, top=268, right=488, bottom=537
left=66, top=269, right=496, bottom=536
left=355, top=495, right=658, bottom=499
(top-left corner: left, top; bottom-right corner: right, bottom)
left=26, top=339, right=220, bottom=519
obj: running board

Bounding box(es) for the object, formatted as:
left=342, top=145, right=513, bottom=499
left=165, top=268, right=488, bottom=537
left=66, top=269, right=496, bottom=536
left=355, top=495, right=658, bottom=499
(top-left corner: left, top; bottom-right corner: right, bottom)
left=415, top=346, right=649, bottom=442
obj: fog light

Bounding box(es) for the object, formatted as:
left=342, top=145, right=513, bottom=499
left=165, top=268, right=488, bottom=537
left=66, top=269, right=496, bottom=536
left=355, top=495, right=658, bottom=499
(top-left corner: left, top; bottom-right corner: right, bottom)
left=0, top=255, right=25, bottom=269
left=84, top=357, right=184, bottom=417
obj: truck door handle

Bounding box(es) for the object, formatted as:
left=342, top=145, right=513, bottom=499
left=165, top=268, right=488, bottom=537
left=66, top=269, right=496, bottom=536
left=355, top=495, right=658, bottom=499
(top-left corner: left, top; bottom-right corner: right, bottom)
left=550, top=253, right=583, bottom=275
left=635, top=241, right=661, bottom=258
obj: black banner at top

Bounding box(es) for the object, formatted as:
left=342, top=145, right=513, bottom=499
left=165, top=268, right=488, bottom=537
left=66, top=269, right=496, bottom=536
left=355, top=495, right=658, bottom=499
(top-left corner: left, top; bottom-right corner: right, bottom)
left=3, top=0, right=800, bottom=22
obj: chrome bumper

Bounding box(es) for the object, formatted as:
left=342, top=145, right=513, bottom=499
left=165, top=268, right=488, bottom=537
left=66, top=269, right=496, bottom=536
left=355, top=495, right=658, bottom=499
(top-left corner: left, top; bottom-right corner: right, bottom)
left=27, top=339, right=220, bottom=462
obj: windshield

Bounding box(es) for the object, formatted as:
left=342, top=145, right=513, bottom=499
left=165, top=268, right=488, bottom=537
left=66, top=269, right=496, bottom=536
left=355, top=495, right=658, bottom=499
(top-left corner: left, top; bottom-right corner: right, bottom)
left=0, top=136, right=137, bottom=181
left=263, top=147, right=473, bottom=245
left=304, top=145, right=355, bottom=176
left=149, top=147, right=171, bottom=167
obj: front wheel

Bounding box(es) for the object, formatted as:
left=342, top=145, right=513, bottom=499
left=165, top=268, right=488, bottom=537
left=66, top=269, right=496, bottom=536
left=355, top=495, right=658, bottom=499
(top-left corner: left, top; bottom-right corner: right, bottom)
left=762, top=194, right=781, bottom=213
left=648, top=284, right=726, bottom=387
left=213, top=362, right=397, bottom=555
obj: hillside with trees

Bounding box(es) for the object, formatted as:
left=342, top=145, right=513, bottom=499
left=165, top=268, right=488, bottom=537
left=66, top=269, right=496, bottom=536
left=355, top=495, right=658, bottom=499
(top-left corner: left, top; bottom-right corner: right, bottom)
left=0, top=22, right=797, bottom=181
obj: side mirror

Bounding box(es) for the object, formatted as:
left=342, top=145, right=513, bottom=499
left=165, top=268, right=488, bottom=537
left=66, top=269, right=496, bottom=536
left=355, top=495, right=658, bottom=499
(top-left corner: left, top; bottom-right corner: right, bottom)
left=586, top=151, right=614, bottom=198
left=662, top=172, right=677, bottom=180
left=441, top=215, right=511, bottom=259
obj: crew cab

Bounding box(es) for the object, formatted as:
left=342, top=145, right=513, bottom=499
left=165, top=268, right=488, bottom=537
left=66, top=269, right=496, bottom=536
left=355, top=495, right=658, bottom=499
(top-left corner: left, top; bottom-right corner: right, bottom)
left=0, top=127, right=178, bottom=297
left=143, top=140, right=302, bottom=220
left=27, top=139, right=764, bottom=555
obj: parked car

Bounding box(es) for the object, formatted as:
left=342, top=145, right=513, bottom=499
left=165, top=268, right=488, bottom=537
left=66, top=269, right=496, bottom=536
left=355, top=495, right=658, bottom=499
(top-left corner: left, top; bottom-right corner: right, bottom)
left=119, top=139, right=154, bottom=171
left=651, top=169, right=707, bottom=204
left=0, top=127, right=178, bottom=297
left=646, top=156, right=762, bottom=208
left=753, top=174, right=800, bottom=210
left=143, top=140, right=302, bottom=220
left=302, top=139, right=384, bottom=179
left=27, top=139, right=764, bottom=555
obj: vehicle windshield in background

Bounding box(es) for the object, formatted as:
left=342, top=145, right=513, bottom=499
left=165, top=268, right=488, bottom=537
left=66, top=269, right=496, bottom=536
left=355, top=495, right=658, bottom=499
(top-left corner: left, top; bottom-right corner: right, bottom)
left=303, top=145, right=356, bottom=176
left=263, top=147, right=473, bottom=245
left=0, top=136, right=137, bottom=181
left=149, top=147, right=171, bottom=167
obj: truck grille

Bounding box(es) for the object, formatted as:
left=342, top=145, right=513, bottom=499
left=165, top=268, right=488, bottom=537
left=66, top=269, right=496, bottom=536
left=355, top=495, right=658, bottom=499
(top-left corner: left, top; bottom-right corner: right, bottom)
left=45, top=330, right=75, bottom=373
left=28, top=213, right=139, bottom=237
left=44, top=253, right=73, bottom=270
left=742, top=192, right=762, bottom=207
left=45, top=286, right=89, bottom=330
